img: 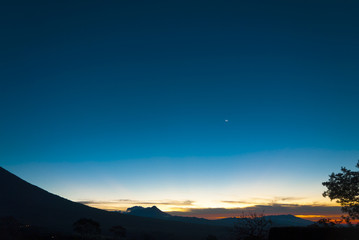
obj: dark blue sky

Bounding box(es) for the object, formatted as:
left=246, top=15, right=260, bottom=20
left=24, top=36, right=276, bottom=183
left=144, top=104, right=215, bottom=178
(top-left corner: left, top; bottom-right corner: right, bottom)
left=1, top=1, right=359, bottom=215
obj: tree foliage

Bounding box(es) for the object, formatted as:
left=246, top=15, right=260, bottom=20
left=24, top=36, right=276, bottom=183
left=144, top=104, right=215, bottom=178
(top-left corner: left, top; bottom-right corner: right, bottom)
left=322, top=161, right=359, bottom=220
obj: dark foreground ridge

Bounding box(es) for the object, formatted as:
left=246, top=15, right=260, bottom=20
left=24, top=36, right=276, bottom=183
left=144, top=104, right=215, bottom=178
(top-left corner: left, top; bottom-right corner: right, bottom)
left=2, top=167, right=357, bottom=240
left=0, top=167, right=229, bottom=240
left=269, top=227, right=359, bottom=240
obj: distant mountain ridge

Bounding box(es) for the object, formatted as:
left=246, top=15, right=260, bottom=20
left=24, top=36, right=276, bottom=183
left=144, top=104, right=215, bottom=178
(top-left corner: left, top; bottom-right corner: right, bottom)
left=126, top=206, right=172, bottom=218
left=0, top=166, right=313, bottom=240
left=0, top=167, right=230, bottom=240
left=125, top=206, right=313, bottom=227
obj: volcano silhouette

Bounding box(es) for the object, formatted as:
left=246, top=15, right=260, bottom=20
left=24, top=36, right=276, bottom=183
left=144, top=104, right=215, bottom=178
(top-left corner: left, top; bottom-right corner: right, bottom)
left=0, top=167, right=227, bottom=239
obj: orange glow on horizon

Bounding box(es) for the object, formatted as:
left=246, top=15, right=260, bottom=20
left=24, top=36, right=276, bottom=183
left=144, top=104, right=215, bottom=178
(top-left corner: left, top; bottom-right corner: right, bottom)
left=79, top=198, right=343, bottom=221
left=295, top=215, right=327, bottom=219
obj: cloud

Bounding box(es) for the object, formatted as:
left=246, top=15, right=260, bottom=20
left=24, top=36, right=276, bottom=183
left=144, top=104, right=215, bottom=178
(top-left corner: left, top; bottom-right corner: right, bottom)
left=221, top=200, right=252, bottom=204
left=273, top=197, right=305, bottom=202
left=77, top=199, right=194, bottom=206
left=221, top=196, right=306, bottom=206
left=77, top=197, right=342, bottom=220
left=167, top=204, right=342, bottom=219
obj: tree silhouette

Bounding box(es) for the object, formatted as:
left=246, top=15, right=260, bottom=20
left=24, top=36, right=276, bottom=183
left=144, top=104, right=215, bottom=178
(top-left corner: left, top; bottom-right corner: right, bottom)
left=234, top=212, right=272, bottom=240
left=73, top=218, right=101, bottom=240
left=110, top=225, right=126, bottom=239
left=322, top=160, right=359, bottom=221
left=310, top=217, right=345, bottom=228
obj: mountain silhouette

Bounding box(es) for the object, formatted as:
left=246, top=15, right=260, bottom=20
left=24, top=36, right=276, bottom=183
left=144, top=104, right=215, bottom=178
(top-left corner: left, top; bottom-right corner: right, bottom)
left=124, top=206, right=313, bottom=227
left=126, top=206, right=172, bottom=218
left=266, top=214, right=313, bottom=227
left=0, top=167, right=229, bottom=239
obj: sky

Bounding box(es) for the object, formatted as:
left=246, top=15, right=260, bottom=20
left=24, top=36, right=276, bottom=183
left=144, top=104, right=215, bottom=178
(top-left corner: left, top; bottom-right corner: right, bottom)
left=1, top=1, right=359, bottom=220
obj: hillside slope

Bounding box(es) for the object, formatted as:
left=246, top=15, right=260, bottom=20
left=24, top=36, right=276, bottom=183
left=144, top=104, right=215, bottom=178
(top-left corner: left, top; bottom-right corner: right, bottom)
left=0, top=167, right=229, bottom=240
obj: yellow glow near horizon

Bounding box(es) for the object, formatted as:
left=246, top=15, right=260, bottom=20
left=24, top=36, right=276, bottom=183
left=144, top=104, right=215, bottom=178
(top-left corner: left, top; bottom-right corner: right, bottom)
left=294, top=215, right=326, bottom=218
left=80, top=196, right=341, bottom=219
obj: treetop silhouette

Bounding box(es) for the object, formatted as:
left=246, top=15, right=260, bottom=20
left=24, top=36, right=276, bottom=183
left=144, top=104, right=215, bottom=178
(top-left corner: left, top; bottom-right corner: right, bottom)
left=322, top=160, right=359, bottom=221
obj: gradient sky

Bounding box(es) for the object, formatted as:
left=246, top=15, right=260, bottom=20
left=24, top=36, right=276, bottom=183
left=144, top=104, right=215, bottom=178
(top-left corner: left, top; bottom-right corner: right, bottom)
left=1, top=1, right=359, bottom=220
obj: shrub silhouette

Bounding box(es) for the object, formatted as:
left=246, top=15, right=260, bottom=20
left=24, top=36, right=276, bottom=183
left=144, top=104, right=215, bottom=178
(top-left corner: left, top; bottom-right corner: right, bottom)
left=234, top=212, right=272, bottom=240
left=322, top=160, right=359, bottom=222
left=310, top=217, right=346, bottom=228
left=110, top=225, right=126, bottom=239
left=73, top=218, right=101, bottom=240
